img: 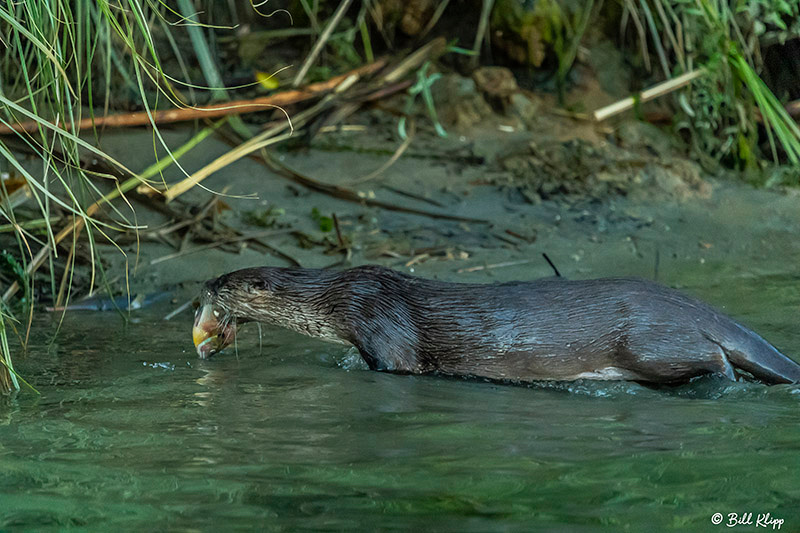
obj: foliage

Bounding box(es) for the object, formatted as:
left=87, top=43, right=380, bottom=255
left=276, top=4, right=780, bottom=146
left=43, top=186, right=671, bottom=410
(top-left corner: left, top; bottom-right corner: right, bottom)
left=489, top=0, right=799, bottom=172
left=244, top=206, right=285, bottom=228
left=0, top=0, right=184, bottom=392
left=624, top=0, right=800, bottom=172
left=399, top=61, right=447, bottom=139
left=492, top=0, right=597, bottom=100
left=311, top=207, right=334, bottom=232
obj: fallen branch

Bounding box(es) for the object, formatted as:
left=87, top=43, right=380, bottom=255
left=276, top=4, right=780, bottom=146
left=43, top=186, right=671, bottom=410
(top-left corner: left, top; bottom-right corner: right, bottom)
left=593, top=69, right=704, bottom=122
left=217, top=220, right=301, bottom=267
left=257, top=149, right=488, bottom=224
left=164, top=299, right=194, bottom=321
left=457, top=259, right=536, bottom=273
left=380, top=185, right=444, bottom=207
left=164, top=131, right=294, bottom=202
left=345, top=120, right=414, bottom=185
left=158, top=69, right=380, bottom=202
left=207, top=92, right=488, bottom=224
left=0, top=60, right=386, bottom=135
left=212, top=124, right=486, bottom=224
left=132, top=190, right=301, bottom=267
left=149, top=229, right=293, bottom=265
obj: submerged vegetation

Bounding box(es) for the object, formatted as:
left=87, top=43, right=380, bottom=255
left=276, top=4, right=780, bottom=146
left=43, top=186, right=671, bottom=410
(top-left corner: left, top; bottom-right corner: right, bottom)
left=1, top=0, right=799, bottom=393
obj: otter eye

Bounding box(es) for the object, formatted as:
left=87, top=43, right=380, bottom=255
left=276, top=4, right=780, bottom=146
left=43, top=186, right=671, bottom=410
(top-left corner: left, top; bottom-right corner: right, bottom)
left=249, top=280, right=270, bottom=292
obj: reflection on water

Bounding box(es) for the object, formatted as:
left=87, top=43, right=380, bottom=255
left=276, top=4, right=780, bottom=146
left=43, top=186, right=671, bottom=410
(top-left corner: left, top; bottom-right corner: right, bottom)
left=1, top=275, right=799, bottom=531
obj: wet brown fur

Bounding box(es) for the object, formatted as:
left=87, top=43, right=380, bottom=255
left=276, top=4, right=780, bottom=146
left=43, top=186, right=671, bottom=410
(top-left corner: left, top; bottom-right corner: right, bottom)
left=196, top=265, right=800, bottom=384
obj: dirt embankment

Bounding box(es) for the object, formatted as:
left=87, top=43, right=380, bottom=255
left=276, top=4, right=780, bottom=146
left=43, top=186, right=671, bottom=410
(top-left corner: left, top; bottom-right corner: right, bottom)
left=43, top=67, right=800, bottom=318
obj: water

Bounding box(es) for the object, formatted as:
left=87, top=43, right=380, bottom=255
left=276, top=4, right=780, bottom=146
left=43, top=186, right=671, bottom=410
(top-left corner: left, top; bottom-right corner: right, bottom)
left=1, top=276, right=799, bottom=532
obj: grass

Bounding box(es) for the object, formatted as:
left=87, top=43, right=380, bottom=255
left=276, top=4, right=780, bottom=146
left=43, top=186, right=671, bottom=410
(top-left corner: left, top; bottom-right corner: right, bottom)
left=488, top=0, right=798, bottom=170
left=0, top=0, right=189, bottom=394
left=0, top=1, right=294, bottom=394
left=623, top=0, right=800, bottom=172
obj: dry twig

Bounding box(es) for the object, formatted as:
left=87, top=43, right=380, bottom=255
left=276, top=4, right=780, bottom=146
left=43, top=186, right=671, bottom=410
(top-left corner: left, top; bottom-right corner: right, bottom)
left=593, top=69, right=704, bottom=122
left=0, top=61, right=386, bottom=134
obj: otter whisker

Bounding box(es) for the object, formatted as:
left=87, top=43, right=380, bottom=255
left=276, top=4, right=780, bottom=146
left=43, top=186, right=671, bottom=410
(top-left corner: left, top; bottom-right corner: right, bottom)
left=256, top=322, right=263, bottom=357
left=219, top=313, right=232, bottom=332
left=233, top=316, right=240, bottom=361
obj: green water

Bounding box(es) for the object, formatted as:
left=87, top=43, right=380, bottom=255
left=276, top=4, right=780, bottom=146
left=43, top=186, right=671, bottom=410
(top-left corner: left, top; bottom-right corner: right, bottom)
left=1, top=276, right=799, bottom=532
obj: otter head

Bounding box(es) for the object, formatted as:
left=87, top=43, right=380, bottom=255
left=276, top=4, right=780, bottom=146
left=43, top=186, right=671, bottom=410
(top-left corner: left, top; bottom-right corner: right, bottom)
left=193, top=267, right=346, bottom=358
left=193, top=273, right=241, bottom=359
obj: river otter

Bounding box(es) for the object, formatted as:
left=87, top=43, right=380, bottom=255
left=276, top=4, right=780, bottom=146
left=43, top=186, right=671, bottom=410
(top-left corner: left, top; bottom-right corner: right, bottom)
left=192, top=265, right=800, bottom=385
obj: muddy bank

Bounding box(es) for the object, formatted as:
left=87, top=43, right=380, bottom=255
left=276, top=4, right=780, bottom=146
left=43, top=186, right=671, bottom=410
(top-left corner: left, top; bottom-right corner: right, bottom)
left=82, top=94, right=800, bottom=325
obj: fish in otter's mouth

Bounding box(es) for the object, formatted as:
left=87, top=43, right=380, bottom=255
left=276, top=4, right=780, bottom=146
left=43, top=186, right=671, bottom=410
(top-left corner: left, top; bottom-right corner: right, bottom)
left=193, top=303, right=236, bottom=359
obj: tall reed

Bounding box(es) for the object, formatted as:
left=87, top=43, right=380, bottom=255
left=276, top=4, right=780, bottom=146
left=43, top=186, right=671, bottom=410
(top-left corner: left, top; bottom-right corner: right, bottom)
left=0, top=0, right=181, bottom=393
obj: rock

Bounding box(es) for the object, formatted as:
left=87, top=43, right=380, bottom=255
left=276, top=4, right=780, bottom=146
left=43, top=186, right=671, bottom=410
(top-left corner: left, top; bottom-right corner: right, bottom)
left=509, top=93, right=540, bottom=124
left=472, top=66, right=520, bottom=110
left=431, top=74, right=495, bottom=129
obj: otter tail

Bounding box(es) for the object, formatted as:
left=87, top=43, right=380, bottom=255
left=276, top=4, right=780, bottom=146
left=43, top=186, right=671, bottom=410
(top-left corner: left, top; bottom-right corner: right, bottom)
left=723, top=323, right=800, bottom=384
